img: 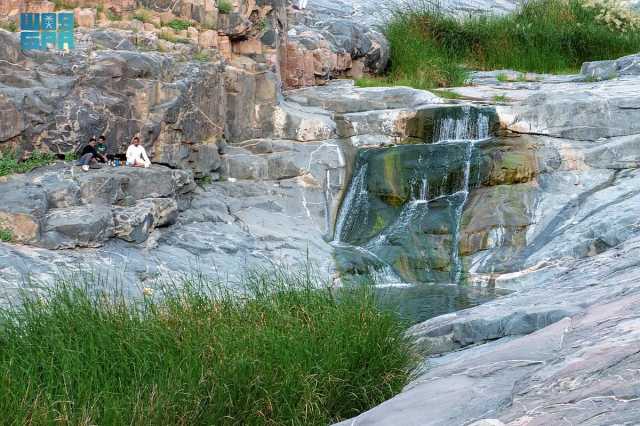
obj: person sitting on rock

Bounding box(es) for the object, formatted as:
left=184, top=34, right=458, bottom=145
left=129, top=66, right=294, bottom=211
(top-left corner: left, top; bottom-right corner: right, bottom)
left=97, top=135, right=108, bottom=161
left=292, top=0, right=308, bottom=9
left=126, top=136, right=151, bottom=168
left=77, top=137, right=107, bottom=172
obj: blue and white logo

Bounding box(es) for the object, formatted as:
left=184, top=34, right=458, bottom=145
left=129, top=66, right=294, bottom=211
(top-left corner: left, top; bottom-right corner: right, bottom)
left=20, top=12, right=75, bottom=51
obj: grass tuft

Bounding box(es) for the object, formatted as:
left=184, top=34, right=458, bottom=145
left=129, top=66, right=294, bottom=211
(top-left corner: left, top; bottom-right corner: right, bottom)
left=378, top=0, right=640, bottom=89
left=0, top=269, right=415, bottom=425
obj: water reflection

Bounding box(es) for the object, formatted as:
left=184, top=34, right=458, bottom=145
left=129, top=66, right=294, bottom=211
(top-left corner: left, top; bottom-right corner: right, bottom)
left=374, top=283, right=507, bottom=325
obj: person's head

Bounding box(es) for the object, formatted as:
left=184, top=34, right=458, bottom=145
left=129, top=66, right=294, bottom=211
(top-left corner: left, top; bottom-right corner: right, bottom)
left=132, top=136, right=140, bottom=146
left=99, top=135, right=106, bottom=143
left=89, top=137, right=97, bottom=146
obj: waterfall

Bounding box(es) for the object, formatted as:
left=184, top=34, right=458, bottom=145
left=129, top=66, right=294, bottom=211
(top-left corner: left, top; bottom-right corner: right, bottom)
left=434, top=106, right=491, bottom=143
left=334, top=105, right=494, bottom=285
left=434, top=108, right=486, bottom=283
left=334, top=163, right=369, bottom=243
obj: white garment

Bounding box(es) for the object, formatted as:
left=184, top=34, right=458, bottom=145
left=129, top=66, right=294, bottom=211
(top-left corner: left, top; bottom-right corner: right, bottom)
left=294, top=0, right=308, bottom=9
left=126, top=144, right=151, bottom=167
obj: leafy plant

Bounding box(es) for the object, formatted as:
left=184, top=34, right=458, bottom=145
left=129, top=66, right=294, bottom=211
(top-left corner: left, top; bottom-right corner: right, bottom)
left=218, top=0, right=233, bottom=14
left=0, top=150, right=55, bottom=177
left=492, top=94, right=509, bottom=102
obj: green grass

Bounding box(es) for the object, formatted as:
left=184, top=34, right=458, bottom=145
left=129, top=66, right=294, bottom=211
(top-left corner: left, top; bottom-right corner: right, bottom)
left=432, top=89, right=463, bottom=99
left=167, top=18, right=191, bottom=31
left=193, top=51, right=211, bottom=62
left=492, top=94, right=509, bottom=102
left=0, top=151, right=55, bottom=177
left=376, top=0, right=640, bottom=89
left=218, top=0, right=233, bottom=14
left=0, top=269, right=415, bottom=425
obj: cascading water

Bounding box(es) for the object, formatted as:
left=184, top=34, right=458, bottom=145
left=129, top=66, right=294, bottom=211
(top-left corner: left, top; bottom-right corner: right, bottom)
left=435, top=106, right=490, bottom=282
left=333, top=105, right=495, bottom=285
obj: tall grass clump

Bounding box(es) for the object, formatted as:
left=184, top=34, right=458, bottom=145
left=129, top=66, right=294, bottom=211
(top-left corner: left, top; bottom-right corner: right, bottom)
left=374, top=0, right=640, bottom=89
left=0, top=269, right=415, bottom=425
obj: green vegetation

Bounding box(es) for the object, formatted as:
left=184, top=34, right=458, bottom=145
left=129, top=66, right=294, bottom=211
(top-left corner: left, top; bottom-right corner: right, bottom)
left=53, top=0, right=78, bottom=10
left=64, top=150, right=78, bottom=162
left=0, top=270, right=415, bottom=425
left=364, top=0, right=640, bottom=89
left=106, top=9, right=122, bottom=21
left=167, top=18, right=191, bottom=31
left=492, top=94, right=509, bottom=102
left=432, top=89, right=463, bottom=99
left=0, top=151, right=55, bottom=177
left=196, top=174, right=213, bottom=187
left=193, top=51, right=212, bottom=62
left=133, top=7, right=154, bottom=24
left=0, top=227, right=12, bottom=242
left=0, top=20, right=18, bottom=32
left=96, top=2, right=104, bottom=15
left=218, top=0, right=233, bottom=14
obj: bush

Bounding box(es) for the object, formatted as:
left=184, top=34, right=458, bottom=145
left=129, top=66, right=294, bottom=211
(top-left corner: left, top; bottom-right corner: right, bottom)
left=0, top=20, right=18, bottom=32
left=167, top=18, right=191, bottom=31
left=218, top=0, right=233, bottom=14
left=374, top=0, right=640, bottom=89
left=0, top=227, right=12, bottom=242
left=0, top=269, right=415, bottom=425
left=133, top=7, right=154, bottom=24
left=0, top=150, right=55, bottom=177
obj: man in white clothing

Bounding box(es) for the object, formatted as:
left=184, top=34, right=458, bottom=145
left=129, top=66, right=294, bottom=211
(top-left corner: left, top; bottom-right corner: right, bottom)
left=126, top=136, right=151, bottom=168
left=292, top=0, right=308, bottom=9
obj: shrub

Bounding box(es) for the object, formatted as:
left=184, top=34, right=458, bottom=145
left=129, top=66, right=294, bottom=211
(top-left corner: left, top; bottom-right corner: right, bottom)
left=193, top=51, right=211, bottom=62
left=0, top=269, right=415, bottom=425
left=218, top=0, right=233, bottom=14
left=379, top=0, right=640, bottom=88
left=167, top=18, right=191, bottom=31
left=0, top=150, right=55, bottom=177
left=53, top=0, right=77, bottom=10
left=106, top=9, right=121, bottom=21
left=0, top=20, right=18, bottom=32
left=0, top=227, right=12, bottom=242
left=133, top=7, right=154, bottom=24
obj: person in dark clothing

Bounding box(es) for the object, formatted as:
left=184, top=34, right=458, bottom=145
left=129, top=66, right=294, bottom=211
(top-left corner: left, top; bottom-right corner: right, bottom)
left=77, top=137, right=107, bottom=171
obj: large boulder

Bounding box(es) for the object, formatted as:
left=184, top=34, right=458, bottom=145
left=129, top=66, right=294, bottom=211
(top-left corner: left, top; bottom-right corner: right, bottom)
left=40, top=205, right=115, bottom=249
left=0, top=180, right=48, bottom=244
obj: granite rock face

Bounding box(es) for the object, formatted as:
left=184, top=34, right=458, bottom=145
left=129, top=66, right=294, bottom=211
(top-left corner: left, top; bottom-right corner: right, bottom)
left=0, top=164, right=194, bottom=248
